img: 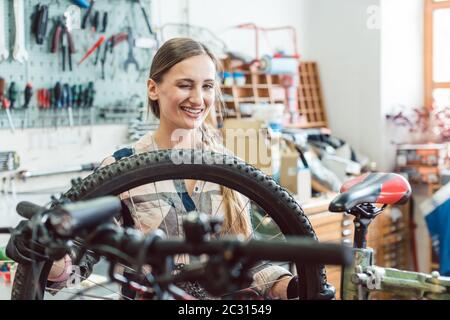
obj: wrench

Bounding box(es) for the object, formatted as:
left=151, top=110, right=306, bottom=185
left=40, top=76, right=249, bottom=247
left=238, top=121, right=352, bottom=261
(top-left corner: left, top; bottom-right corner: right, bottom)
left=0, top=0, right=9, bottom=61
left=123, top=27, right=139, bottom=72
left=13, top=0, right=29, bottom=63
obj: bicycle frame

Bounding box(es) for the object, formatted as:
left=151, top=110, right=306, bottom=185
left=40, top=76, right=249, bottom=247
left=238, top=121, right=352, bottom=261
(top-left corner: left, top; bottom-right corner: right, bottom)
left=341, top=205, right=450, bottom=300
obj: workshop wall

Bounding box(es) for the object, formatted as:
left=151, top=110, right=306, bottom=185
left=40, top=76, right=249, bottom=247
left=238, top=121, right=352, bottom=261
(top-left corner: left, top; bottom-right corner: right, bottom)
left=0, top=0, right=154, bottom=130
left=295, top=0, right=383, bottom=169
left=0, top=123, right=128, bottom=247
left=0, top=0, right=154, bottom=226
left=381, top=0, right=424, bottom=169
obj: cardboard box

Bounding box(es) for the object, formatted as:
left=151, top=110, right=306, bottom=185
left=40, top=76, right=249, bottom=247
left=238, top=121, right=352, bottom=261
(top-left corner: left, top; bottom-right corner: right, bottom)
left=222, top=119, right=274, bottom=175
left=279, top=141, right=312, bottom=203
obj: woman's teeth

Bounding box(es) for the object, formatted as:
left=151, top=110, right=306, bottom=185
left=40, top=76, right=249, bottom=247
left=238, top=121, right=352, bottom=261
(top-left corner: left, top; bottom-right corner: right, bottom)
left=181, top=106, right=203, bottom=114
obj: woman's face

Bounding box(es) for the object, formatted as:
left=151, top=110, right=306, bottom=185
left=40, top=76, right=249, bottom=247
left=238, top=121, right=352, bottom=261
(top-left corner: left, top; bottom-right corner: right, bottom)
left=149, top=54, right=217, bottom=130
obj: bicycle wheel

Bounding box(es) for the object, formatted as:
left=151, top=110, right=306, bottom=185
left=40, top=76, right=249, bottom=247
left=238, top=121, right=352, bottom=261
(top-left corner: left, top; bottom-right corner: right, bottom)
left=11, top=149, right=331, bottom=300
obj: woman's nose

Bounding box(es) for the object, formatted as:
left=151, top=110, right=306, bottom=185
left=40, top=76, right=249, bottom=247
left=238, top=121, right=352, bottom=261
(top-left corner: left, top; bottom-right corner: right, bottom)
left=189, top=88, right=203, bottom=106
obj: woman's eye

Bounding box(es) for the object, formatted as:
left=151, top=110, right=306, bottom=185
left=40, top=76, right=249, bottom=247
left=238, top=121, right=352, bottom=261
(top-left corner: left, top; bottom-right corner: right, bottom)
left=178, top=84, right=191, bottom=89
left=203, top=84, right=214, bottom=90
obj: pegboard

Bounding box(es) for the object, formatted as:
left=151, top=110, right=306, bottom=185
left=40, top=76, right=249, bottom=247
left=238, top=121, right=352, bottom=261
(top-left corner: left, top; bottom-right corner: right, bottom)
left=0, top=0, right=156, bottom=130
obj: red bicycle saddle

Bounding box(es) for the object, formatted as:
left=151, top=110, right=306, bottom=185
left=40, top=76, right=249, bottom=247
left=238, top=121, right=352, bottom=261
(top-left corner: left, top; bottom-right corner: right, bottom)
left=329, top=172, right=411, bottom=212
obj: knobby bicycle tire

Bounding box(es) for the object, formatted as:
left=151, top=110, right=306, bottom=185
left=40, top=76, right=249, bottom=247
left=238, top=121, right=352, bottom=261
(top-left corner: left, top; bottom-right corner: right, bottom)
left=11, top=150, right=331, bottom=300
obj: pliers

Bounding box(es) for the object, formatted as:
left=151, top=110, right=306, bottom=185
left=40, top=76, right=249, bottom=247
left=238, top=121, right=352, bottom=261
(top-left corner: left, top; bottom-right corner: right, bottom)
left=51, top=17, right=76, bottom=71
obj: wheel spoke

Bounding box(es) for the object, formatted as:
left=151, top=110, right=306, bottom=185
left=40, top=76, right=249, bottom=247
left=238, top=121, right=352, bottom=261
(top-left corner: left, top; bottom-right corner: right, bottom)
left=42, top=261, right=132, bottom=300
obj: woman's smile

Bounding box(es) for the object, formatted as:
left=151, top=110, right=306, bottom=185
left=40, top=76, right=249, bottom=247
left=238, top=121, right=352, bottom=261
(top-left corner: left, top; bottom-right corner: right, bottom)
left=180, top=106, right=205, bottom=119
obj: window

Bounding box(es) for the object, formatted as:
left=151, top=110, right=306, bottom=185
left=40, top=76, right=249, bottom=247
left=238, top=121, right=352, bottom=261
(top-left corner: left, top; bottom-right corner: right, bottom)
left=425, top=0, right=450, bottom=109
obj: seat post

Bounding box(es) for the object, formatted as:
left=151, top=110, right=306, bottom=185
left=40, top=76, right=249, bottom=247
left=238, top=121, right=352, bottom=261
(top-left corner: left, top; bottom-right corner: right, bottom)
left=353, top=215, right=372, bottom=249
left=348, top=204, right=383, bottom=249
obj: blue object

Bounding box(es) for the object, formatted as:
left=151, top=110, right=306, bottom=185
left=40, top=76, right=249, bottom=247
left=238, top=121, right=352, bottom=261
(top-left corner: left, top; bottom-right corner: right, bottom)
left=425, top=198, right=450, bottom=276
left=71, top=0, right=90, bottom=9
left=113, top=148, right=135, bottom=161
left=268, top=122, right=283, bottom=132
left=180, top=192, right=197, bottom=212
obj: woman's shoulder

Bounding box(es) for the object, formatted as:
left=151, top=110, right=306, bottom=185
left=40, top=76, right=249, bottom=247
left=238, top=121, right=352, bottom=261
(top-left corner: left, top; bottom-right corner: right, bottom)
left=99, top=132, right=157, bottom=168
left=134, top=131, right=157, bottom=153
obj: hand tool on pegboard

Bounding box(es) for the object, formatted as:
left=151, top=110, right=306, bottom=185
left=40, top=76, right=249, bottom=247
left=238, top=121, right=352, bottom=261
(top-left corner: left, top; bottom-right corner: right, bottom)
left=101, top=12, right=108, bottom=33
left=71, top=0, right=91, bottom=9
left=100, top=32, right=128, bottom=79
left=7, top=82, right=18, bottom=110
left=78, top=35, right=105, bottom=65
left=81, top=0, right=95, bottom=29
left=22, top=83, right=33, bottom=129
left=91, top=10, right=100, bottom=33
left=13, top=0, right=28, bottom=63
left=31, top=4, right=49, bottom=45
left=53, top=82, right=63, bottom=129
left=0, top=78, right=15, bottom=133
left=124, top=27, right=139, bottom=72
left=87, top=81, right=95, bottom=143
left=51, top=16, right=76, bottom=71
left=76, top=84, right=83, bottom=124
left=134, top=0, right=155, bottom=36
left=0, top=0, right=9, bottom=62
left=62, top=83, right=74, bottom=127
left=37, top=88, right=50, bottom=110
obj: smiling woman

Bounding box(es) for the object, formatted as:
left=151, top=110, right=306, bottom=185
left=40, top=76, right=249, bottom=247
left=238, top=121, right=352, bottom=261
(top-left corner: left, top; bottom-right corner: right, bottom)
left=40, top=37, right=302, bottom=300
left=148, top=54, right=216, bottom=130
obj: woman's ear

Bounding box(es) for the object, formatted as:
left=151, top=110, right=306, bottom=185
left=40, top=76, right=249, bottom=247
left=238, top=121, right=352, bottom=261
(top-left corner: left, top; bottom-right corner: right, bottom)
left=147, top=79, right=158, bottom=101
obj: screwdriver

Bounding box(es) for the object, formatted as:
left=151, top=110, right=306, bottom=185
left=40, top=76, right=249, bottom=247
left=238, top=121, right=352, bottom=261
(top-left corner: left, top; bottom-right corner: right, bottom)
left=101, top=12, right=108, bottom=33
left=23, top=83, right=33, bottom=109
left=22, top=83, right=33, bottom=129
left=63, top=83, right=74, bottom=127
left=8, top=82, right=18, bottom=109
left=91, top=10, right=99, bottom=33
left=0, top=78, right=15, bottom=133
left=77, top=84, right=83, bottom=124
left=53, top=82, right=63, bottom=129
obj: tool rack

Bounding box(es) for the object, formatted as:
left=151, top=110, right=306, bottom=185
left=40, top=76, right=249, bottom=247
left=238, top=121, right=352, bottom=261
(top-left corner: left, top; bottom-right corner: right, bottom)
left=0, top=0, right=155, bottom=130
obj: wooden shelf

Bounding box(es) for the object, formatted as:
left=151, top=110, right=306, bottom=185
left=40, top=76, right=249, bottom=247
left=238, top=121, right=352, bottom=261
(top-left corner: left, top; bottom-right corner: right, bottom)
left=237, top=97, right=257, bottom=102
left=217, top=60, right=328, bottom=128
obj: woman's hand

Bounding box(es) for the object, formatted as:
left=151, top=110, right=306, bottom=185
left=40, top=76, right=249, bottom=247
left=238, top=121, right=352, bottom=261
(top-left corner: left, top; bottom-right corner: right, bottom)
left=268, top=275, right=292, bottom=299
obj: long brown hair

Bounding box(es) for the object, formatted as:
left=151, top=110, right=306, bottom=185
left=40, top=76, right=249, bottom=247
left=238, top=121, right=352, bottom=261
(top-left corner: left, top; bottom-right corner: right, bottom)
left=148, top=38, right=252, bottom=238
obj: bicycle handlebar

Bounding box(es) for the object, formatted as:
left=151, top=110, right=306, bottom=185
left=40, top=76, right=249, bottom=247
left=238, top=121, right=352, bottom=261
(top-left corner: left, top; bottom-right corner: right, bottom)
left=16, top=201, right=46, bottom=219
left=18, top=197, right=353, bottom=268
left=151, top=237, right=353, bottom=266
left=16, top=197, right=121, bottom=237
left=48, top=197, right=121, bottom=237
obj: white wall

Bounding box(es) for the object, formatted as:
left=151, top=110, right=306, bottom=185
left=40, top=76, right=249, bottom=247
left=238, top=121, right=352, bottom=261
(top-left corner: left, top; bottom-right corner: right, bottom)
left=381, top=0, right=427, bottom=272
left=153, top=0, right=309, bottom=59
left=298, top=0, right=382, bottom=168
left=380, top=0, right=424, bottom=169
left=0, top=125, right=128, bottom=233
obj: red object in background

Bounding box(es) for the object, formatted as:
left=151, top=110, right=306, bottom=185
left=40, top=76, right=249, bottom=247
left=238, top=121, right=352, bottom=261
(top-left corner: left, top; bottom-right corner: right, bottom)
left=234, top=23, right=300, bottom=61
left=0, top=272, right=7, bottom=283
left=78, top=35, right=106, bottom=65
left=3, top=272, right=11, bottom=283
